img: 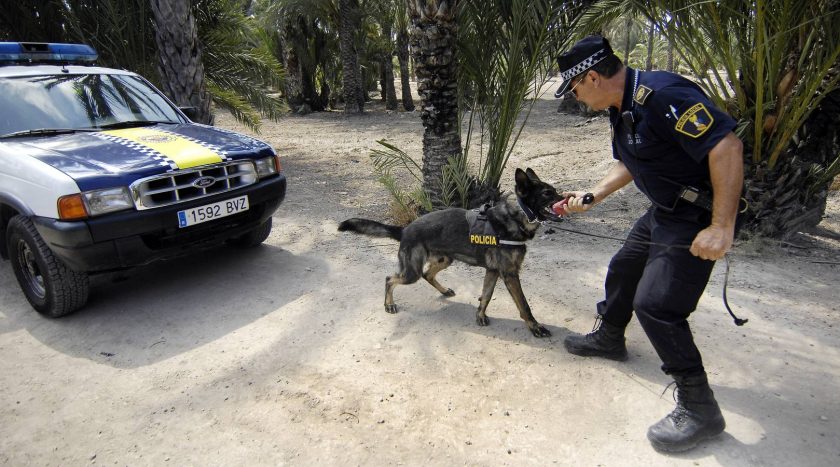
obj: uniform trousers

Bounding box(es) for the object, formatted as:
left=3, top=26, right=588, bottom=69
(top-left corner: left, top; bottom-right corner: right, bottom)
left=597, top=206, right=716, bottom=376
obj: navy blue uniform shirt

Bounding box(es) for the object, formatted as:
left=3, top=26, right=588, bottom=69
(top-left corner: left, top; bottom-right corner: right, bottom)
left=609, top=67, right=737, bottom=211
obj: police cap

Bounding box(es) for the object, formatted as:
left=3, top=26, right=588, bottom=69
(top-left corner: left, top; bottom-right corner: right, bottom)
left=554, top=35, right=615, bottom=98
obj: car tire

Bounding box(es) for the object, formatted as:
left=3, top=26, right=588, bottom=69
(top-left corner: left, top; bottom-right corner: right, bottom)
left=6, top=215, right=89, bottom=317
left=227, top=217, right=272, bottom=248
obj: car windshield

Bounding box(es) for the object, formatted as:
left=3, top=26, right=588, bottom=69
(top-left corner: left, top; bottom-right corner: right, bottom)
left=0, top=73, right=182, bottom=135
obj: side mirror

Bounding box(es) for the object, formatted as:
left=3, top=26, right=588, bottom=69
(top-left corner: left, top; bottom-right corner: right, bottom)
left=179, top=106, right=198, bottom=121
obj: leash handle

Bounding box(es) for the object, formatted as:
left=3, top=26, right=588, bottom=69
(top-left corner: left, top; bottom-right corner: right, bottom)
left=553, top=192, right=595, bottom=217
left=723, top=255, right=749, bottom=326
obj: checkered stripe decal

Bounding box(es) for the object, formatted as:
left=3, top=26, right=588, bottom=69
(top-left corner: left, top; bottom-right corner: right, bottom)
left=95, top=132, right=178, bottom=170
left=561, top=49, right=609, bottom=81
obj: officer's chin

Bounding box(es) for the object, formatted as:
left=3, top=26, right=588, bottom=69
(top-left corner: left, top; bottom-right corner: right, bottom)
left=575, top=99, right=601, bottom=113
left=587, top=102, right=608, bottom=112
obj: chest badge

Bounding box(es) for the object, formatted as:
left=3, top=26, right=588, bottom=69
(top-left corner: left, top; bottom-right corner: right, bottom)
left=675, top=103, right=714, bottom=138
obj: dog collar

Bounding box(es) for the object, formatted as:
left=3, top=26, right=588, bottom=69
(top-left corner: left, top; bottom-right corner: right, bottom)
left=516, top=197, right=542, bottom=225
left=499, top=239, right=527, bottom=246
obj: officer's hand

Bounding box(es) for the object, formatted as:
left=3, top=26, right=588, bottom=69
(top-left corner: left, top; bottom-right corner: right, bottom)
left=556, top=191, right=595, bottom=215
left=690, top=225, right=734, bottom=261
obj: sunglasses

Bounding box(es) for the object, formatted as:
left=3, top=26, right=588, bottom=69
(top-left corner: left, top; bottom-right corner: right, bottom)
left=564, top=74, right=585, bottom=98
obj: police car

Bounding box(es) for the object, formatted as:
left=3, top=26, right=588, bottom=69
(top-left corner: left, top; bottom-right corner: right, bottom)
left=0, top=42, right=286, bottom=317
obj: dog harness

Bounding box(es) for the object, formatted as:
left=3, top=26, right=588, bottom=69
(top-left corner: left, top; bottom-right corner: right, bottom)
left=465, top=203, right=527, bottom=248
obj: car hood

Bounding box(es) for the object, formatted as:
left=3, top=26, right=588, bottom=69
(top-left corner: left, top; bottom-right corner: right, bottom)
left=8, top=124, right=274, bottom=191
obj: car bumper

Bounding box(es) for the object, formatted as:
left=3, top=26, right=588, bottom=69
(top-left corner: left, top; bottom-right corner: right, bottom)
left=32, top=174, right=286, bottom=272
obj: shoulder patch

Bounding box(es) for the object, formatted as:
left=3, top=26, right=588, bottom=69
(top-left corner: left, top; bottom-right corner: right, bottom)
left=674, top=103, right=714, bottom=138
left=633, top=85, right=654, bottom=105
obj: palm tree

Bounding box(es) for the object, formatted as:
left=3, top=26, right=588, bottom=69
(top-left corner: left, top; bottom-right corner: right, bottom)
left=340, top=0, right=365, bottom=113
left=394, top=0, right=415, bottom=110
left=0, top=0, right=66, bottom=42
left=644, top=19, right=655, bottom=71
left=641, top=0, right=840, bottom=237
left=458, top=0, right=567, bottom=197
left=373, top=0, right=566, bottom=211
left=579, top=0, right=840, bottom=238
left=149, top=0, right=214, bottom=124
left=262, top=0, right=339, bottom=113
left=367, top=0, right=399, bottom=110
left=5, top=0, right=284, bottom=130
left=195, top=0, right=286, bottom=128
left=1, top=0, right=158, bottom=80
left=622, top=14, right=633, bottom=65
left=378, top=15, right=399, bottom=110
left=406, top=0, right=461, bottom=207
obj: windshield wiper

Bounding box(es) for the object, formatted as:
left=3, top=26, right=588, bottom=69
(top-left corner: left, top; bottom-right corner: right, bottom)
left=93, top=120, right=178, bottom=130
left=0, top=128, right=95, bottom=139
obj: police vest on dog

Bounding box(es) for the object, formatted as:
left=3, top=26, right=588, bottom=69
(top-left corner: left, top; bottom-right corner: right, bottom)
left=466, top=204, right=526, bottom=248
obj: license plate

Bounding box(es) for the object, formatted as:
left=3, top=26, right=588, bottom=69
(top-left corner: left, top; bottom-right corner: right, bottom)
left=177, top=195, right=249, bottom=228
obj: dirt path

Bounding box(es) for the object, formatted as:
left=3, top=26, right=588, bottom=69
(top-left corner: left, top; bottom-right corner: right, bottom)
left=1, top=83, right=839, bottom=466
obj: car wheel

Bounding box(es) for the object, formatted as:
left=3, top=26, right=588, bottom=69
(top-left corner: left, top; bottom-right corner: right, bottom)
left=6, top=215, right=89, bottom=317
left=227, top=217, right=272, bottom=248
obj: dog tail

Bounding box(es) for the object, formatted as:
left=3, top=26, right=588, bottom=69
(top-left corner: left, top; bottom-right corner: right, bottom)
left=338, top=218, right=403, bottom=241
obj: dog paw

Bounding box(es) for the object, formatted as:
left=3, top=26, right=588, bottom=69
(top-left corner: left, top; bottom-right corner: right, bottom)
left=442, top=288, right=456, bottom=297
left=385, top=304, right=399, bottom=314
left=476, top=315, right=490, bottom=326
left=530, top=324, right=551, bottom=338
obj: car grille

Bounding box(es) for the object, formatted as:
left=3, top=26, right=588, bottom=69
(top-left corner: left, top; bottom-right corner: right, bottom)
left=130, top=161, right=257, bottom=210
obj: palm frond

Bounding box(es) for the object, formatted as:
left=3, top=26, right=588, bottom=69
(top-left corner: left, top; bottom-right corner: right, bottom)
left=370, top=140, right=423, bottom=183
left=626, top=0, right=840, bottom=170
left=458, top=0, right=564, bottom=191
left=196, top=0, right=287, bottom=126
left=206, top=81, right=264, bottom=131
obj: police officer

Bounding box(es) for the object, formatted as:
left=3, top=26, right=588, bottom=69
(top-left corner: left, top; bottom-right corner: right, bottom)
left=554, top=35, right=744, bottom=452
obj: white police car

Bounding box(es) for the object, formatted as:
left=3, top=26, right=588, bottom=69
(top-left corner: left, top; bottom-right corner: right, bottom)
left=0, top=42, right=286, bottom=317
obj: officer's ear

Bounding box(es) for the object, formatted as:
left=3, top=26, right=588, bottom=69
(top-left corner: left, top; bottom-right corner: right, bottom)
left=586, top=70, right=599, bottom=87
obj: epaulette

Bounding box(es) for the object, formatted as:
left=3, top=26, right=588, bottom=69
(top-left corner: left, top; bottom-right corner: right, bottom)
left=633, top=84, right=654, bottom=106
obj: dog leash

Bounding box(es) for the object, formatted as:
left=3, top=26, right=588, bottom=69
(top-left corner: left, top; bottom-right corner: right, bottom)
left=540, top=219, right=749, bottom=327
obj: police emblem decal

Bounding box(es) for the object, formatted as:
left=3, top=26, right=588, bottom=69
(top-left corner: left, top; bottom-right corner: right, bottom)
left=138, top=134, right=177, bottom=144
left=674, top=103, right=714, bottom=138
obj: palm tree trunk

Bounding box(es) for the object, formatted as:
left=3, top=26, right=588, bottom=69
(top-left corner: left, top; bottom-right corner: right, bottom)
left=743, top=88, right=840, bottom=237
left=382, top=22, right=399, bottom=110
left=280, top=19, right=305, bottom=113
left=645, top=19, right=655, bottom=71
left=149, top=0, right=213, bottom=124
left=666, top=36, right=675, bottom=72
left=380, top=68, right=387, bottom=101
left=623, top=14, right=632, bottom=66
left=407, top=0, right=460, bottom=207
left=339, top=0, right=363, bottom=113
left=396, top=27, right=415, bottom=110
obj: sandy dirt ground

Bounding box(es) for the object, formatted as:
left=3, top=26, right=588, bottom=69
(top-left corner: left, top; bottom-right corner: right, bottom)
left=2, top=79, right=839, bottom=466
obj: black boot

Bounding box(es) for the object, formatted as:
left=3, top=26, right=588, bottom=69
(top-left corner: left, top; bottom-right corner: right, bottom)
left=647, top=373, right=726, bottom=452
left=563, top=316, right=628, bottom=361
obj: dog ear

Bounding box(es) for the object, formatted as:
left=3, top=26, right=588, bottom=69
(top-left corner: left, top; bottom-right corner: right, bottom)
left=515, top=168, right=530, bottom=191
left=525, top=167, right=541, bottom=181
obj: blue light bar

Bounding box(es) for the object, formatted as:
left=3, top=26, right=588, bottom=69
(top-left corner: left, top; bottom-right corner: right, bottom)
left=0, top=42, right=98, bottom=64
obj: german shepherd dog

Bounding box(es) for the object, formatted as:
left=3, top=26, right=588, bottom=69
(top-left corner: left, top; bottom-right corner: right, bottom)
left=338, top=168, right=564, bottom=337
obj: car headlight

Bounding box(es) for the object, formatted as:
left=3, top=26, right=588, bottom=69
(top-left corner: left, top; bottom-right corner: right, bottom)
left=83, top=187, right=134, bottom=216
left=57, top=187, right=134, bottom=220
left=253, top=155, right=280, bottom=179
